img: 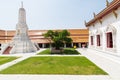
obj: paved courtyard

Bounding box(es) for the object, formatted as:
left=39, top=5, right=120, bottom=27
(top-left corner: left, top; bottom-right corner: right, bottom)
left=77, top=48, right=120, bottom=80
left=0, top=48, right=120, bottom=80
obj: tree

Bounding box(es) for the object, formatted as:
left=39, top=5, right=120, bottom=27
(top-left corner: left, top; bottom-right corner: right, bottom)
left=44, top=30, right=72, bottom=50
left=44, top=30, right=54, bottom=49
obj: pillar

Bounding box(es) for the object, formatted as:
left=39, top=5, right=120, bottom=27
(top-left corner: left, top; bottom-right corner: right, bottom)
left=42, top=43, right=45, bottom=48
left=79, top=43, right=81, bottom=48
left=64, top=43, right=66, bottom=48
left=102, top=33, right=106, bottom=51
left=71, top=43, right=73, bottom=47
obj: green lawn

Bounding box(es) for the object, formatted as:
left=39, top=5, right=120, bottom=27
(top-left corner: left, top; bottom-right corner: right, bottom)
left=0, top=56, right=107, bottom=75
left=0, top=57, right=18, bottom=65
left=38, top=49, right=51, bottom=55
left=38, top=48, right=80, bottom=55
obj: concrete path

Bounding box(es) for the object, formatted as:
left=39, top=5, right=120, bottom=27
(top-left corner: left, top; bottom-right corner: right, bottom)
left=77, top=48, right=120, bottom=80
left=0, top=75, right=111, bottom=80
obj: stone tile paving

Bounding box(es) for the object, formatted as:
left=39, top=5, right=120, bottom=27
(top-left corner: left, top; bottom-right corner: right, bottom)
left=77, top=48, right=120, bottom=80
left=0, top=75, right=111, bottom=80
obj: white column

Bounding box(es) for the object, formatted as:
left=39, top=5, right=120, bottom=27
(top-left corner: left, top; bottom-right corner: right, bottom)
left=116, top=27, right=120, bottom=54
left=102, top=33, right=106, bottom=51
left=79, top=43, right=81, bottom=48
left=64, top=43, right=66, bottom=48
left=94, top=35, right=97, bottom=49
left=71, top=43, right=73, bottom=47
left=42, top=44, right=45, bottom=48
left=88, top=35, right=91, bottom=48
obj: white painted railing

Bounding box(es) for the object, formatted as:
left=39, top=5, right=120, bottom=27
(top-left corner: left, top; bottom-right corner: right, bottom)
left=0, top=44, right=9, bottom=54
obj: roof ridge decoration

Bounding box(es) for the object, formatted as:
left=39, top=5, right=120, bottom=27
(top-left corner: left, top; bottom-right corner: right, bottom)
left=93, top=12, right=96, bottom=18
left=106, top=0, right=110, bottom=7
left=112, top=10, right=118, bottom=18
left=86, top=0, right=120, bottom=27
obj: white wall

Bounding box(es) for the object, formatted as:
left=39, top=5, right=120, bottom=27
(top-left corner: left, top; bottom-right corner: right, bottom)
left=88, top=7, right=120, bottom=56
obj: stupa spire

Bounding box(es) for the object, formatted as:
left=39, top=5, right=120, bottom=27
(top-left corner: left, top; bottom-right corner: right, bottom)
left=1, top=2, right=38, bottom=54
left=18, top=1, right=26, bottom=23
left=21, top=1, right=23, bottom=8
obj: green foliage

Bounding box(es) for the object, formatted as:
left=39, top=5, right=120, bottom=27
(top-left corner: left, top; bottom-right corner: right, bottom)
left=63, top=48, right=80, bottom=55
left=0, top=57, right=107, bottom=75
left=44, top=30, right=72, bottom=50
left=37, top=48, right=80, bottom=55
left=44, top=30, right=54, bottom=39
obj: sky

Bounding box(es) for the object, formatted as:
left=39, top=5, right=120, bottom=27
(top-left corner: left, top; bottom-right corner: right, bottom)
left=0, top=0, right=113, bottom=30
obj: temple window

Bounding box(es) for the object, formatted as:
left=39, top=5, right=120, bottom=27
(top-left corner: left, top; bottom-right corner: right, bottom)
left=106, top=32, right=113, bottom=48
left=91, top=36, right=94, bottom=45
left=97, top=35, right=100, bottom=46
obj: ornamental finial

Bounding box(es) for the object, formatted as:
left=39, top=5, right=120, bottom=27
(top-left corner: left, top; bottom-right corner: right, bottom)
left=21, top=1, right=23, bottom=8
left=106, top=0, right=109, bottom=7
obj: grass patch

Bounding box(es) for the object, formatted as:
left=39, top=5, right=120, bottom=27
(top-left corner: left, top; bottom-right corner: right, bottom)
left=0, top=57, right=18, bottom=65
left=63, top=48, right=80, bottom=55
left=38, top=49, right=51, bottom=55
left=0, top=56, right=107, bottom=75
left=38, top=48, right=80, bottom=55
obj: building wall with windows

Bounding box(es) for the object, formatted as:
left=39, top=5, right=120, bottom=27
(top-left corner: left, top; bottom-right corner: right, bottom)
left=0, top=29, right=89, bottom=48
left=0, top=30, right=6, bottom=45
left=86, top=0, right=120, bottom=56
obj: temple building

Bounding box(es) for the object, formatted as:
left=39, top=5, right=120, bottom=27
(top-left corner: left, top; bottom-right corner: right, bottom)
left=0, top=29, right=88, bottom=50
left=85, top=0, right=120, bottom=56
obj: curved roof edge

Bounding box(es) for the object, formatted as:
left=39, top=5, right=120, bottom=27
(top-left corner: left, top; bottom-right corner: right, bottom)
left=86, top=0, right=120, bottom=27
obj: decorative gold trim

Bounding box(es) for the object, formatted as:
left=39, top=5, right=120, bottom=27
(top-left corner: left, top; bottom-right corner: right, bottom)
left=93, top=12, right=96, bottom=18
left=84, top=20, right=87, bottom=26
left=106, top=0, right=109, bottom=7
left=112, top=10, right=117, bottom=18
left=86, top=0, right=120, bottom=27
left=93, top=24, right=95, bottom=27
left=98, top=19, right=102, bottom=24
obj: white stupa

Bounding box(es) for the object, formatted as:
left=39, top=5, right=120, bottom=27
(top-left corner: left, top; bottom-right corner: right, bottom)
left=1, top=2, right=38, bottom=54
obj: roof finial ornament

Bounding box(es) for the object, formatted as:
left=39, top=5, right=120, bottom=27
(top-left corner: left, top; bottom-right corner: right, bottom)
left=93, top=12, right=96, bottom=18
left=21, top=1, right=23, bottom=8
left=84, top=20, right=87, bottom=26
left=106, top=0, right=109, bottom=7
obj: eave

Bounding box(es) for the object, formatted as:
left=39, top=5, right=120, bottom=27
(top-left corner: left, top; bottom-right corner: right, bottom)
left=86, top=0, right=120, bottom=27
